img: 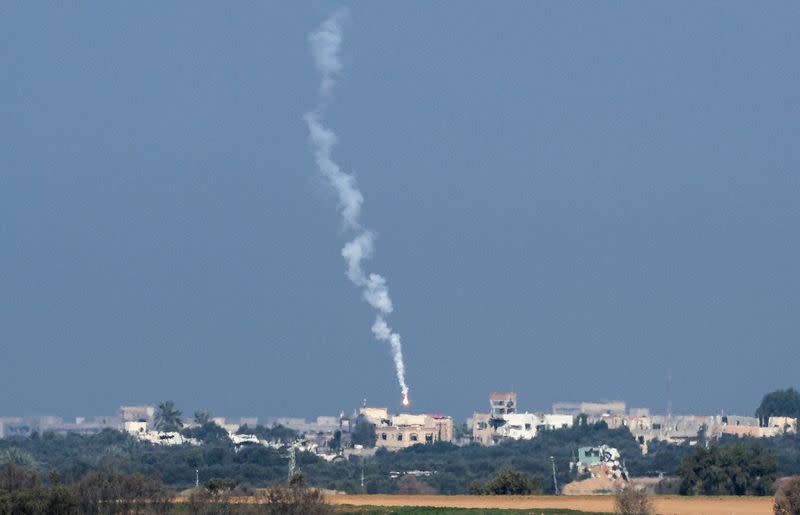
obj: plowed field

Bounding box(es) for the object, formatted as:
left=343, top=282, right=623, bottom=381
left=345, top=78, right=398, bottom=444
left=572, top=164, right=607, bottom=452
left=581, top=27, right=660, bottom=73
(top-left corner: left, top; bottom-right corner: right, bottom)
left=328, top=494, right=773, bottom=515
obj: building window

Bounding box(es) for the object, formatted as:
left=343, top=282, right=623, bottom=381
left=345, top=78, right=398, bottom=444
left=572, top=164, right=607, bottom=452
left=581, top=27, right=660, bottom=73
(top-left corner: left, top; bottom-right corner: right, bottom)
left=381, top=433, right=387, bottom=440
left=524, top=424, right=531, bottom=430
left=397, top=434, right=403, bottom=441
left=410, top=433, right=418, bottom=442
left=425, top=434, right=433, bottom=443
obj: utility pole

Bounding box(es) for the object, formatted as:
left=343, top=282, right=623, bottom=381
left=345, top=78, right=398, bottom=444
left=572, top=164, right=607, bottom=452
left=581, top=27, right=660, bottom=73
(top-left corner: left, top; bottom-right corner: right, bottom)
left=550, top=456, right=558, bottom=495
left=195, top=468, right=199, bottom=489
left=287, top=446, right=296, bottom=483
left=360, top=459, right=365, bottom=493
left=667, top=368, right=673, bottom=421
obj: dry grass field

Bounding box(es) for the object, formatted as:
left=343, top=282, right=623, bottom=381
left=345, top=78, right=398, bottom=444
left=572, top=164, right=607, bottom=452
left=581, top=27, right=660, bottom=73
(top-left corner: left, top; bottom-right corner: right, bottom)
left=328, top=494, right=775, bottom=515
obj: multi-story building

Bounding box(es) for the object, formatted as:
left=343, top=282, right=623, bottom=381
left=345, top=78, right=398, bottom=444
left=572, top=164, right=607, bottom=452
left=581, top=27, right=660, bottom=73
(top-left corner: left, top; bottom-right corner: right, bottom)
left=471, top=411, right=573, bottom=444
left=471, top=392, right=574, bottom=445
left=358, top=408, right=391, bottom=426
left=490, top=392, right=518, bottom=417
left=359, top=408, right=453, bottom=451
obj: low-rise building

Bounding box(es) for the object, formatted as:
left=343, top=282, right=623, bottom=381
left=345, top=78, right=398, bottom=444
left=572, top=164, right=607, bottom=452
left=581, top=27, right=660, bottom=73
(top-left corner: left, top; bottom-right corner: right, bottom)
left=123, top=420, right=199, bottom=446
left=266, top=416, right=341, bottom=434
left=553, top=401, right=627, bottom=418
left=605, top=413, right=798, bottom=453
left=0, top=417, right=30, bottom=439
left=120, top=405, right=155, bottom=423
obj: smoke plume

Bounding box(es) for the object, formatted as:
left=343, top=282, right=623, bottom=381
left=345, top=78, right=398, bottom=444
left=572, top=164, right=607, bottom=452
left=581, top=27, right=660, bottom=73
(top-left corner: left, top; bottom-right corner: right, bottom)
left=304, top=9, right=410, bottom=404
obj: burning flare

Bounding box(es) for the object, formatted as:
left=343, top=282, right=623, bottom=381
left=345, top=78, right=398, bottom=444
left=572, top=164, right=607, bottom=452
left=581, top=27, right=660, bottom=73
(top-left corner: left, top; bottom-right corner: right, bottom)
left=402, top=393, right=410, bottom=407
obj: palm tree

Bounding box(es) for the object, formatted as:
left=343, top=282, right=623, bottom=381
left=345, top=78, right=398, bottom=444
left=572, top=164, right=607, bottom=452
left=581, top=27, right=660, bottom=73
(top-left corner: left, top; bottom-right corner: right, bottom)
left=193, top=410, right=212, bottom=426
left=154, top=400, right=183, bottom=432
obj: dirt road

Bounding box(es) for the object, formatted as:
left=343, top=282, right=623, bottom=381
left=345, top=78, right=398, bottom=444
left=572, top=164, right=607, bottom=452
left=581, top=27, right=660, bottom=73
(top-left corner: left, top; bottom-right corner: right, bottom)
left=328, top=494, right=774, bottom=515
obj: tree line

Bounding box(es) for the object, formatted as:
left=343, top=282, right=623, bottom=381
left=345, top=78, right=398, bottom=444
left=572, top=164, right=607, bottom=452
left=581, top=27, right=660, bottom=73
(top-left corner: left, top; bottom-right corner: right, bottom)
left=0, top=463, right=331, bottom=515
left=2, top=420, right=798, bottom=496
left=2, top=387, right=799, bottom=499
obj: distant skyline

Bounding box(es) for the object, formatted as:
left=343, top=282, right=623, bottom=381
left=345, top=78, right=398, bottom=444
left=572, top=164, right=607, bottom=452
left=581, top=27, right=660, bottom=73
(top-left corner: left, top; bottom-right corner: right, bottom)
left=2, top=2, right=798, bottom=420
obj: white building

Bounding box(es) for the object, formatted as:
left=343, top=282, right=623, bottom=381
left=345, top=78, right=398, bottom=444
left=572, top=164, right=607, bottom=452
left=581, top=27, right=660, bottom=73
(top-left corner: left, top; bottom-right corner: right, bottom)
left=493, top=412, right=573, bottom=440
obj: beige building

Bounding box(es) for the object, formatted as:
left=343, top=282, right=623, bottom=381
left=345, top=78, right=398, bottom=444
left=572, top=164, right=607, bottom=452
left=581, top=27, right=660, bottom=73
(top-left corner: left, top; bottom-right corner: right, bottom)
left=360, top=409, right=453, bottom=451
left=359, top=407, right=391, bottom=426
left=471, top=412, right=494, bottom=445
left=119, top=405, right=155, bottom=423
left=602, top=413, right=798, bottom=453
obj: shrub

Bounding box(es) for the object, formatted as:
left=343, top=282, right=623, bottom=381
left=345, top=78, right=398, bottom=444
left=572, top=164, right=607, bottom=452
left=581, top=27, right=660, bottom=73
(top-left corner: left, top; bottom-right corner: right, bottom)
left=484, top=468, right=535, bottom=495
left=257, top=484, right=332, bottom=515
left=396, top=475, right=437, bottom=495
left=678, top=442, right=777, bottom=496
left=467, top=480, right=486, bottom=495
left=775, top=476, right=800, bottom=515
left=76, top=471, right=171, bottom=515
left=615, top=485, right=653, bottom=515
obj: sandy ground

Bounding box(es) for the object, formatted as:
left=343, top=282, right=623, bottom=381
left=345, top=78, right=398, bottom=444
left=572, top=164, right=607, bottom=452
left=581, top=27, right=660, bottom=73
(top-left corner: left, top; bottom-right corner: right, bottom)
left=327, top=494, right=774, bottom=515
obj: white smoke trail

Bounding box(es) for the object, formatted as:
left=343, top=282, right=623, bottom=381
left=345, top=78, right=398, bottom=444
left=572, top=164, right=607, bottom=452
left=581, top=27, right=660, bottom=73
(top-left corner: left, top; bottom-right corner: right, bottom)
left=304, top=9, right=410, bottom=404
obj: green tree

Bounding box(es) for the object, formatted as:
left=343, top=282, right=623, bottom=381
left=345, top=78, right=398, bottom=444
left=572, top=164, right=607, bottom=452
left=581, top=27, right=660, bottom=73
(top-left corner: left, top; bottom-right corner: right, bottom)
left=193, top=410, right=212, bottom=425
left=484, top=468, right=537, bottom=495
left=757, top=388, right=800, bottom=427
left=329, top=430, right=342, bottom=451
left=154, top=400, right=183, bottom=432
left=204, top=477, right=238, bottom=494
left=182, top=422, right=229, bottom=445
left=237, top=424, right=299, bottom=443
left=678, top=442, right=778, bottom=496
left=453, top=422, right=470, bottom=440
left=467, top=480, right=486, bottom=495
left=0, top=463, right=38, bottom=492
left=351, top=422, right=377, bottom=448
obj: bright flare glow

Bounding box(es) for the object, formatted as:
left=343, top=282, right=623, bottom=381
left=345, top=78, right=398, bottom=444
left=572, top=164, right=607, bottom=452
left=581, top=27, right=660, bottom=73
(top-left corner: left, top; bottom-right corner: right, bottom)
left=402, top=393, right=410, bottom=407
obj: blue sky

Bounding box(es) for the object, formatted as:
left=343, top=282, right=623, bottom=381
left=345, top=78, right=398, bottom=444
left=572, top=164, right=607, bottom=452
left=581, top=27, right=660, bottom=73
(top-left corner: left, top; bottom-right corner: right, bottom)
left=1, top=2, right=798, bottom=420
